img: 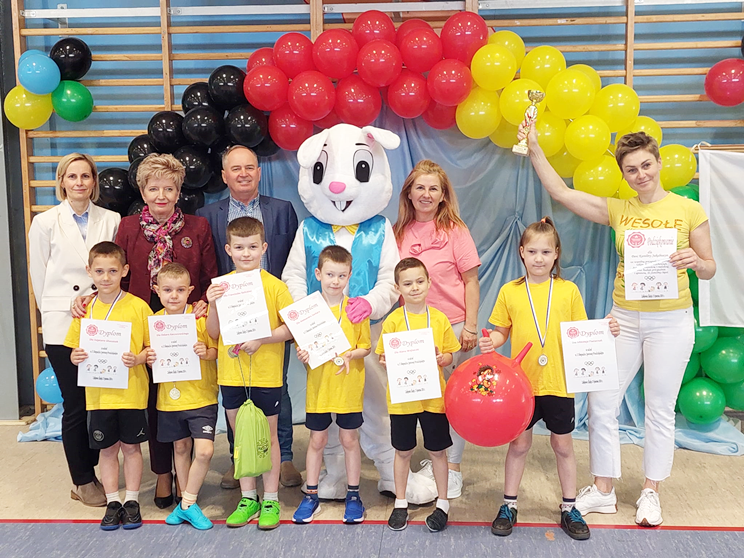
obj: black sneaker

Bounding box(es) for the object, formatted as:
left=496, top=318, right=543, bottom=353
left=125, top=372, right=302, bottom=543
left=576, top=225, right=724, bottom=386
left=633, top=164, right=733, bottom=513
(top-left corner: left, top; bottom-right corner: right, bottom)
left=561, top=507, right=590, bottom=540
left=387, top=507, right=409, bottom=531
left=491, top=504, right=517, bottom=536
left=100, top=502, right=123, bottom=531
left=121, top=500, right=143, bottom=530
left=425, top=508, right=448, bottom=532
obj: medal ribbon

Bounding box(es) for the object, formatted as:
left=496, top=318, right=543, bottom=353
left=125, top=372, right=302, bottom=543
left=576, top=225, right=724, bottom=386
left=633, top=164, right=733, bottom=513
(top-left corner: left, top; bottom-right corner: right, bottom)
left=91, top=290, right=123, bottom=321
left=524, top=277, right=553, bottom=353
left=403, top=305, right=430, bottom=331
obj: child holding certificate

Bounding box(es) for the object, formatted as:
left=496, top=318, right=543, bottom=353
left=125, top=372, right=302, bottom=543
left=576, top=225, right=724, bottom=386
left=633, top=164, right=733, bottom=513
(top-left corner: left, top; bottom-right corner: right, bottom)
left=145, top=263, right=218, bottom=530
left=376, top=258, right=461, bottom=533
left=64, top=242, right=152, bottom=531
left=206, top=217, right=293, bottom=531
left=479, top=217, right=619, bottom=541
left=292, top=246, right=371, bottom=525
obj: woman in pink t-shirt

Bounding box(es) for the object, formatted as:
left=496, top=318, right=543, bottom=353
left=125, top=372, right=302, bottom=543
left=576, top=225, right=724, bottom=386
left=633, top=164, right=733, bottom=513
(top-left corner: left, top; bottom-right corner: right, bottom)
left=393, top=159, right=481, bottom=499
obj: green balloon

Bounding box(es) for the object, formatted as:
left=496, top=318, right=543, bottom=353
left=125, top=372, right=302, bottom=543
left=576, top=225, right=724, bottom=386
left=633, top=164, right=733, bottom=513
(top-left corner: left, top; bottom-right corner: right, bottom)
left=682, top=352, right=701, bottom=384
left=51, top=80, right=93, bottom=122
left=687, top=269, right=698, bottom=304
left=721, top=380, right=744, bottom=411
left=700, top=337, right=744, bottom=384
left=718, top=327, right=744, bottom=338
left=671, top=185, right=699, bottom=202
left=678, top=377, right=726, bottom=424
left=693, top=307, right=718, bottom=353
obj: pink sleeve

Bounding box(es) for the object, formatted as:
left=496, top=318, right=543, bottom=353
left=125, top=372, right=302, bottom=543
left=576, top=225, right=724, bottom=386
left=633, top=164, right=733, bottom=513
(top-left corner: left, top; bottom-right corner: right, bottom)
left=452, top=226, right=480, bottom=273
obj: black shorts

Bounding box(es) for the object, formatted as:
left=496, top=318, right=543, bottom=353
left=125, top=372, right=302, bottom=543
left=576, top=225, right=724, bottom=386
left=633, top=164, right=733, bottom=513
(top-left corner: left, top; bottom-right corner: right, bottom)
left=220, top=385, right=281, bottom=416
left=390, top=411, right=452, bottom=452
left=88, top=409, right=149, bottom=449
left=157, top=404, right=218, bottom=443
left=527, top=395, right=576, bottom=435
left=305, top=412, right=364, bottom=432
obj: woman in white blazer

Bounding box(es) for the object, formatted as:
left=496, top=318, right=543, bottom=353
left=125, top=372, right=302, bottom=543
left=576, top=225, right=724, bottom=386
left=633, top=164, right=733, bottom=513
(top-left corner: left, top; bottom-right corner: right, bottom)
left=28, top=153, right=121, bottom=507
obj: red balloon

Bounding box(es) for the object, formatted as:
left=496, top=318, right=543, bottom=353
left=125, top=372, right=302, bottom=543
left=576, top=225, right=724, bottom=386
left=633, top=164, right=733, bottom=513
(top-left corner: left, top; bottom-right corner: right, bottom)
left=273, top=32, right=315, bottom=79
left=314, top=109, right=342, bottom=130
left=395, top=19, right=433, bottom=49
left=427, top=59, right=472, bottom=106
left=422, top=99, right=457, bottom=130
left=334, top=74, right=382, bottom=127
left=357, top=39, right=402, bottom=88
left=440, top=11, right=488, bottom=65
left=312, top=29, right=359, bottom=80
left=399, top=28, right=443, bottom=74
left=444, top=344, right=535, bottom=447
left=287, top=70, right=336, bottom=121
left=246, top=47, right=275, bottom=72
left=268, top=104, right=313, bottom=151
left=243, top=65, right=288, bottom=112
left=387, top=70, right=430, bottom=119
left=351, top=10, right=396, bottom=48
left=705, top=58, right=744, bottom=107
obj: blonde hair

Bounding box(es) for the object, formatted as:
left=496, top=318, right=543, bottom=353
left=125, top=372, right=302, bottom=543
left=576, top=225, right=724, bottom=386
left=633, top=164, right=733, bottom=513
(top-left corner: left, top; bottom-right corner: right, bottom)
left=157, top=262, right=191, bottom=284
left=393, top=159, right=466, bottom=244
left=615, top=131, right=661, bottom=169
left=55, top=153, right=99, bottom=202
left=516, top=216, right=562, bottom=285
left=136, top=153, right=185, bottom=192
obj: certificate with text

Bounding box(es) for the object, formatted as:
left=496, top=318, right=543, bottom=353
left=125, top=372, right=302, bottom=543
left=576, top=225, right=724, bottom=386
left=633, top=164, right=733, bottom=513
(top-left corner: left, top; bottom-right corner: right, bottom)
left=383, top=328, right=441, bottom=404
left=78, top=319, right=132, bottom=389
left=212, top=270, right=272, bottom=345
left=624, top=228, right=678, bottom=301
left=148, top=314, right=202, bottom=383
left=560, top=319, right=619, bottom=393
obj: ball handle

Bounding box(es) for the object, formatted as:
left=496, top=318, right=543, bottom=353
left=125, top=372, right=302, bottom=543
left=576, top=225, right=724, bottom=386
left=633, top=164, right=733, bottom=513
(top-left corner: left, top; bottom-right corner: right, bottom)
left=514, top=342, right=533, bottom=365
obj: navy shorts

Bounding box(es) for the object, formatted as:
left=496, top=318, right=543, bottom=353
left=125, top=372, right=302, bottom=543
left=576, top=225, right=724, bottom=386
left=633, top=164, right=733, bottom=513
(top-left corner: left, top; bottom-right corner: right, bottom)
left=88, top=409, right=149, bottom=449
left=305, top=412, right=364, bottom=432
left=157, top=404, right=218, bottom=443
left=220, top=385, right=282, bottom=416
left=527, top=395, right=575, bottom=435
left=390, top=411, right=452, bottom=452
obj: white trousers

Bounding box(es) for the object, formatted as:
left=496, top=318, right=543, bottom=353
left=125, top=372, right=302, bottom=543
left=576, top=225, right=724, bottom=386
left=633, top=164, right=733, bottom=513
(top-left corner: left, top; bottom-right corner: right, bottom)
left=588, top=305, right=694, bottom=482
left=442, top=321, right=476, bottom=464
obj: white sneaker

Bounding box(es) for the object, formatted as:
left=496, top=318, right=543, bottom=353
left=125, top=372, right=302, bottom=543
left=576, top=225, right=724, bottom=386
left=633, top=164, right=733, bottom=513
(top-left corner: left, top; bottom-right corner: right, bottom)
left=575, top=484, right=618, bottom=515
left=635, top=488, right=662, bottom=527
left=418, top=459, right=435, bottom=481
left=417, top=460, right=462, bottom=499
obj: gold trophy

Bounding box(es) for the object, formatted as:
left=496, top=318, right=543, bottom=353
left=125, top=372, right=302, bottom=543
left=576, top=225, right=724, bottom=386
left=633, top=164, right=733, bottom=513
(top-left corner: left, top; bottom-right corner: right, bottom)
left=512, top=90, right=545, bottom=157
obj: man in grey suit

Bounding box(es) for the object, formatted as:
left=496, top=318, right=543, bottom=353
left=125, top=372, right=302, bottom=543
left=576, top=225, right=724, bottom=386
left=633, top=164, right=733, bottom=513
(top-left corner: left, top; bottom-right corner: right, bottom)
left=197, top=145, right=301, bottom=488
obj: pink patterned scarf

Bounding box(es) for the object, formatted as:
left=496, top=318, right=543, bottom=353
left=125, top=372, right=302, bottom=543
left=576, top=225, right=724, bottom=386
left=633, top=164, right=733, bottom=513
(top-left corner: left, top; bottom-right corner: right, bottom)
left=139, top=205, right=185, bottom=291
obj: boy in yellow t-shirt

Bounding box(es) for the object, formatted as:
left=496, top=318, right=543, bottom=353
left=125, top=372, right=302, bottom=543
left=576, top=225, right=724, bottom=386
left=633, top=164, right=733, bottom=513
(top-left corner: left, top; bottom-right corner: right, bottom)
left=291, top=246, right=371, bottom=525
left=206, top=217, right=293, bottom=531
left=144, top=263, right=218, bottom=531
left=64, top=242, right=152, bottom=531
left=376, top=258, right=461, bottom=533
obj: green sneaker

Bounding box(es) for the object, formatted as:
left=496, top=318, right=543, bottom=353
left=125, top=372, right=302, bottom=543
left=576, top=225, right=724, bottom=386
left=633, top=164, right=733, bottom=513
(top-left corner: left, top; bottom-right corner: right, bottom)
left=258, top=499, right=281, bottom=530
left=226, top=497, right=261, bottom=528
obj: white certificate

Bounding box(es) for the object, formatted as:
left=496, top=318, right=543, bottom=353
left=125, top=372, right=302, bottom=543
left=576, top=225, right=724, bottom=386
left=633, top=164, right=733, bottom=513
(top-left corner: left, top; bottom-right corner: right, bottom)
left=383, top=328, right=442, bottom=404
left=560, top=319, right=619, bottom=393
left=212, top=270, right=272, bottom=345
left=280, top=291, right=351, bottom=369
left=78, top=319, right=132, bottom=389
left=148, top=314, right=201, bottom=383
left=624, top=228, right=679, bottom=301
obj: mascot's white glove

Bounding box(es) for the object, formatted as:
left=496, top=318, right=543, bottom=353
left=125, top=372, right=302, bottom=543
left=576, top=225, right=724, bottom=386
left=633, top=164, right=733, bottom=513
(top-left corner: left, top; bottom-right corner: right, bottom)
left=346, top=297, right=372, bottom=323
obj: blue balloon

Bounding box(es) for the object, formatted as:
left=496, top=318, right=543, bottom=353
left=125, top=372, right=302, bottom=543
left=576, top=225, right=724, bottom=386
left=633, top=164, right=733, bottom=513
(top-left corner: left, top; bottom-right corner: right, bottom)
left=36, top=366, right=63, bottom=404
left=18, top=53, right=61, bottom=95
left=19, top=49, right=45, bottom=64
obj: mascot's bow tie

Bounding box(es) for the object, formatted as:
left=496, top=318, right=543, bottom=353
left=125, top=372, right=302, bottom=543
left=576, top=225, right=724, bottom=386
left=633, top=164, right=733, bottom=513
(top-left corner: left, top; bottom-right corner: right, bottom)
left=332, top=224, right=359, bottom=235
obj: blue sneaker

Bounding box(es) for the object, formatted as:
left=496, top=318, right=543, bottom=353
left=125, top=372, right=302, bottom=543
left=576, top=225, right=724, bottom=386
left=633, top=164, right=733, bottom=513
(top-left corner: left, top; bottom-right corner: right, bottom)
left=181, top=503, right=213, bottom=530
left=165, top=507, right=184, bottom=526
left=343, top=494, right=365, bottom=524
left=292, top=495, right=320, bottom=524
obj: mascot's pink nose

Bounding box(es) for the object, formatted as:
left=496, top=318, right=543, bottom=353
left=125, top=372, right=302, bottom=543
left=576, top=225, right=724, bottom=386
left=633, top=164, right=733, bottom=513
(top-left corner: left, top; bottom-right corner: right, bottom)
left=329, top=181, right=346, bottom=194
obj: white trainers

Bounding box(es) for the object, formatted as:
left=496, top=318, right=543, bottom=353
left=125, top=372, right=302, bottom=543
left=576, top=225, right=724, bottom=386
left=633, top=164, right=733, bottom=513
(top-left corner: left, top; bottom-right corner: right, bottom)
left=635, top=488, right=663, bottom=527
left=575, top=484, right=618, bottom=515
left=417, top=460, right=462, bottom=499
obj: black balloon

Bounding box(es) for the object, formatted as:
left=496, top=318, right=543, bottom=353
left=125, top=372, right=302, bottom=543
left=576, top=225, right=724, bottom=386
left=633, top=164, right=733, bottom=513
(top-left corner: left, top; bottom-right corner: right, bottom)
left=208, top=65, right=247, bottom=110
left=182, top=107, right=225, bottom=147
left=209, top=138, right=231, bottom=171
left=182, top=82, right=218, bottom=113
left=174, top=145, right=212, bottom=190
left=128, top=134, right=155, bottom=163
left=254, top=133, right=280, bottom=158
left=50, top=37, right=92, bottom=80
left=148, top=111, right=186, bottom=153
left=225, top=104, right=267, bottom=148
left=741, top=35, right=744, bottom=57
left=128, top=157, right=144, bottom=193
left=98, top=168, right=134, bottom=215
left=203, top=166, right=228, bottom=194
left=127, top=200, right=146, bottom=216
left=177, top=188, right=205, bottom=215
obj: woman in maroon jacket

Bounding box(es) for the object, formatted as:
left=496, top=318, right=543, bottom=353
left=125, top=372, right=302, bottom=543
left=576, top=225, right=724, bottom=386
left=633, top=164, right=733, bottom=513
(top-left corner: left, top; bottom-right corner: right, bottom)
left=116, top=153, right=218, bottom=508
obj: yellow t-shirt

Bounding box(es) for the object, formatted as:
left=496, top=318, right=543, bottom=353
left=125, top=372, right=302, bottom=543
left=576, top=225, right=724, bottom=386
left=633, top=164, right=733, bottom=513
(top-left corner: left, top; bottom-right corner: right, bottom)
left=305, top=297, right=371, bottom=414
left=64, top=292, right=152, bottom=410
left=607, top=193, right=708, bottom=312
left=154, top=308, right=219, bottom=412
left=217, top=270, right=294, bottom=388
left=488, top=278, right=587, bottom=398
left=376, top=306, right=461, bottom=415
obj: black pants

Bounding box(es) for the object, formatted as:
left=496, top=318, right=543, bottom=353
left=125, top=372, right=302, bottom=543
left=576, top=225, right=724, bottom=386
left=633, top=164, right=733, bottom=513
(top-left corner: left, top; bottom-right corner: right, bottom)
left=45, top=344, right=99, bottom=486
left=147, top=366, right=174, bottom=475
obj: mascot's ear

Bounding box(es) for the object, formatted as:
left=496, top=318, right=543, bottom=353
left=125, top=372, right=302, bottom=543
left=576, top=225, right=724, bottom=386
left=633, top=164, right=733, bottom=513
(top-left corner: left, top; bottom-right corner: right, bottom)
left=297, top=128, right=331, bottom=169
left=361, top=126, right=401, bottom=150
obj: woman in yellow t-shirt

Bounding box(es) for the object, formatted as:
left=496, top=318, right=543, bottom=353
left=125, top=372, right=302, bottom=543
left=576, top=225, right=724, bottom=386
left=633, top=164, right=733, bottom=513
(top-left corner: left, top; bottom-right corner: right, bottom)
left=519, top=124, right=716, bottom=528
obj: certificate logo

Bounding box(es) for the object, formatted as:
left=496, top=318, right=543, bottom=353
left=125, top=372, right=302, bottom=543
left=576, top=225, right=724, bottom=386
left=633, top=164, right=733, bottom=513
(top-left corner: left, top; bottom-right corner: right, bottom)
left=566, top=327, right=580, bottom=339
left=154, top=320, right=166, bottom=332
left=389, top=337, right=401, bottom=349
left=181, top=236, right=193, bottom=249
left=287, top=310, right=299, bottom=321
left=220, top=282, right=230, bottom=292
left=86, top=324, right=98, bottom=336
left=627, top=231, right=645, bottom=248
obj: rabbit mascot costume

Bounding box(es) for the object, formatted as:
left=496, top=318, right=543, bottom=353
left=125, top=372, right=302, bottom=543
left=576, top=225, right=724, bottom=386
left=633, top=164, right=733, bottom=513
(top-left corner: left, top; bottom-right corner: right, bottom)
left=282, top=124, right=437, bottom=504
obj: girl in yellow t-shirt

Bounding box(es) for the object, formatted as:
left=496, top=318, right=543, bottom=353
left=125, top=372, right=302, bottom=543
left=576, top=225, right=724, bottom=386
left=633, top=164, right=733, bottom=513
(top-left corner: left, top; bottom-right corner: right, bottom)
left=480, top=217, right=619, bottom=541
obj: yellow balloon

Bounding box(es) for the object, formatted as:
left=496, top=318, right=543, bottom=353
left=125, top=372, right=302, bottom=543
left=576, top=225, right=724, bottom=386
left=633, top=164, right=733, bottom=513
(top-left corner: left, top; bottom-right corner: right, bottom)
left=659, top=144, right=697, bottom=190
left=456, top=87, right=502, bottom=139
left=471, top=44, right=517, bottom=92
left=520, top=45, right=566, bottom=90
left=589, top=83, right=640, bottom=132
left=564, top=115, right=611, bottom=161
left=569, top=64, right=602, bottom=93
left=573, top=155, right=622, bottom=197
left=499, top=78, right=546, bottom=126
left=545, top=69, right=595, bottom=120
left=488, top=30, right=525, bottom=69
left=489, top=118, right=518, bottom=149
left=617, top=179, right=638, bottom=199
left=535, top=110, right=566, bottom=158
left=3, top=85, right=53, bottom=130
left=616, top=115, right=663, bottom=147
left=548, top=146, right=582, bottom=179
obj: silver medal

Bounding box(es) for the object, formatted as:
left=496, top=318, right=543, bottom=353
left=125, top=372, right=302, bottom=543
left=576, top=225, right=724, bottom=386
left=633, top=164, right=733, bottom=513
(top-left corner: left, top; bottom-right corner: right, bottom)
left=538, top=354, right=548, bottom=366
left=333, top=356, right=345, bottom=366
left=169, top=387, right=181, bottom=400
